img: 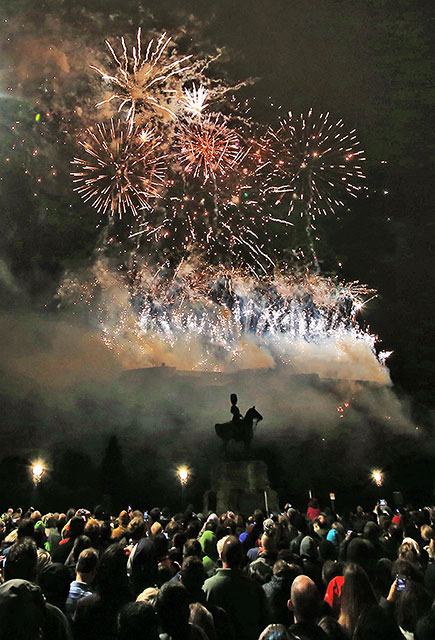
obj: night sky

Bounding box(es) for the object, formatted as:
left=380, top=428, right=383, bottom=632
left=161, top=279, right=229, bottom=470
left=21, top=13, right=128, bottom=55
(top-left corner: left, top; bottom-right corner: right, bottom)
left=0, top=0, right=434, bottom=507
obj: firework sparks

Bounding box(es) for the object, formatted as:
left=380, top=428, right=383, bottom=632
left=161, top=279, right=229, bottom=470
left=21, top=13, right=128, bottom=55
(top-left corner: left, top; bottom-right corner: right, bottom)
left=71, top=119, right=167, bottom=217
left=180, top=84, right=209, bottom=118
left=90, top=28, right=192, bottom=122
left=262, top=109, right=367, bottom=219
left=177, top=112, right=243, bottom=182
left=59, top=259, right=387, bottom=377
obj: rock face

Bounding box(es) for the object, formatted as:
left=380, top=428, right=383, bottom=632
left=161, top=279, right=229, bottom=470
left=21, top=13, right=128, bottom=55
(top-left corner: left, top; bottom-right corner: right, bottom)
left=204, top=460, right=279, bottom=515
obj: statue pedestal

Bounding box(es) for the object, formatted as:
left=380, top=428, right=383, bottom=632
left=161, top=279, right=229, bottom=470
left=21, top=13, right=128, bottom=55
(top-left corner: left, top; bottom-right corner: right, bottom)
left=204, top=460, right=279, bottom=515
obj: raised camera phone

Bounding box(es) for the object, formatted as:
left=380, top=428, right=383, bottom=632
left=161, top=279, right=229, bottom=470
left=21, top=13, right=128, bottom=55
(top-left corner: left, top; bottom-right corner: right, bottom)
left=396, top=575, right=406, bottom=591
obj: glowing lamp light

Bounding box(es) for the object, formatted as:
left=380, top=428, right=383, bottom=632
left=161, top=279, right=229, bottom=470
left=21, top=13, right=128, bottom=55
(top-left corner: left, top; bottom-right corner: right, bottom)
left=371, top=469, right=383, bottom=487
left=32, top=463, right=45, bottom=485
left=177, top=467, right=189, bottom=485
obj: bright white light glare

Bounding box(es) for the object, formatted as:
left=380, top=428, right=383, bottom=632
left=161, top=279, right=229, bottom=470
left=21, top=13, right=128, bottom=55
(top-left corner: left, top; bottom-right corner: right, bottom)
left=177, top=467, right=189, bottom=483
left=371, top=469, right=383, bottom=486
left=32, top=464, right=43, bottom=477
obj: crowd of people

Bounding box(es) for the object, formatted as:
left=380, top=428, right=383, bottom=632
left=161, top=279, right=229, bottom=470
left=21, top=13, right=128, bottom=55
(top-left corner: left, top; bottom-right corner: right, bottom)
left=1, top=498, right=435, bottom=639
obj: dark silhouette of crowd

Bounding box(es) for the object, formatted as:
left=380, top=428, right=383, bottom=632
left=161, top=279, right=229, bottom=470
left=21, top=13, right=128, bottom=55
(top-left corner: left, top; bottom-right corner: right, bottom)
left=1, top=498, right=435, bottom=639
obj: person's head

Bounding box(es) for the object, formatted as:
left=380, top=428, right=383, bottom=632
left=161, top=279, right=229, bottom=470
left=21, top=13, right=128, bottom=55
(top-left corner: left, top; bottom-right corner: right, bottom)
left=44, top=513, right=58, bottom=530
left=76, top=547, right=99, bottom=582
left=32, top=522, right=46, bottom=550
left=421, top=525, right=434, bottom=542
left=318, top=616, right=348, bottom=640
left=254, top=509, right=265, bottom=527
left=338, top=564, right=377, bottom=637
left=398, top=539, right=420, bottom=564
left=272, top=561, right=302, bottom=596
left=17, top=519, right=34, bottom=540
left=372, top=558, right=394, bottom=599
left=72, top=535, right=92, bottom=564
left=300, top=536, right=318, bottom=561
left=248, top=558, right=273, bottom=585
left=69, top=516, right=85, bottom=540
left=258, top=624, right=289, bottom=640
left=36, top=549, right=52, bottom=578
left=172, top=531, right=187, bottom=551
left=186, top=520, right=202, bottom=540
left=4, top=538, right=37, bottom=582
left=56, top=514, right=67, bottom=534
left=322, top=560, right=343, bottom=587
left=180, top=555, right=207, bottom=594
left=263, top=518, right=275, bottom=537
left=362, top=521, right=379, bottom=544
left=0, top=579, right=46, bottom=640
left=288, top=575, right=321, bottom=624
left=156, top=582, right=190, bottom=638
left=183, top=538, right=202, bottom=560
left=316, top=514, right=327, bottom=528
left=136, top=587, right=159, bottom=606
left=93, top=505, right=106, bottom=521
left=83, top=518, right=100, bottom=546
left=354, top=605, right=407, bottom=640
left=38, top=563, right=71, bottom=611
left=346, top=538, right=376, bottom=577
left=221, top=536, right=243, bottom=569
left=393, top=558, right=423, bottom=583
left=165, top=519, right=182, bottom=540
left=319, top=540, right=337, bottom=562
left=294, top=514, right=308, bottom=536
left=95, top=543, right=130, bottom=600
left=128, top=517, right=146, bottom=542
left=149, top=508, right=161, bottom=524
left=189, top=602, right=216, bottom=640
left=118, top=601, right=159, bottom=640
left=395, top=580, right=432, bottom=633
left=153, top=533, right=169, bottom=561
left=273, top=559, right=291, bottom=577
left=261, top=533, right=276, bottom=554
left=150, top=522, right=162, bottom=537
left=117, top=510, right=129, bottom=527
left=331, top=522, right=345, bottom=538
left=200, top=529, right=217, bottom=561
left=388, top=523, right=404, bottom=544
left=66, top=508, right=76, bottom=522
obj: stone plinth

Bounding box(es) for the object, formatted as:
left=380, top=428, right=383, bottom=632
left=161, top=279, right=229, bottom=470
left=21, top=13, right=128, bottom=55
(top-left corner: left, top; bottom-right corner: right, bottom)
left=204, top=460, right=279, bottom=515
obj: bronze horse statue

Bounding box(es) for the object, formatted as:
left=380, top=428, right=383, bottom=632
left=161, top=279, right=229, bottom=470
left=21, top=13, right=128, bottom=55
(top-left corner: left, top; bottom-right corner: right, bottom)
left=215, top=406, right=263, bottom=452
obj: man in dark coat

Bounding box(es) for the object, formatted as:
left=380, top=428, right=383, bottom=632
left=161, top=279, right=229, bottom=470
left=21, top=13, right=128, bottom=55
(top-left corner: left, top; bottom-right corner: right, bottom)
left=203, top=536, right=269, bottom=640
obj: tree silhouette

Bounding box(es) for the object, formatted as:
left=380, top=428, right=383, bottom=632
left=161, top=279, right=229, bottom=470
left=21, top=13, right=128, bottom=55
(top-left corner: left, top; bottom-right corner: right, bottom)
left=100, top=435, right=129, bottom=512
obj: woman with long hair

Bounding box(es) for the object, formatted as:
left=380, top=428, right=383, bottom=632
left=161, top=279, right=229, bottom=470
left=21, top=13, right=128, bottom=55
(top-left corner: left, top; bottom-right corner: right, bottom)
left=338, top=564, right=377, bottom=638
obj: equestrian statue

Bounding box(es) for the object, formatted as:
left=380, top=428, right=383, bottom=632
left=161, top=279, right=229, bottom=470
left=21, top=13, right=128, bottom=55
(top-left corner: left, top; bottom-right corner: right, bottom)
left=215, top=393, right=263, bottom=453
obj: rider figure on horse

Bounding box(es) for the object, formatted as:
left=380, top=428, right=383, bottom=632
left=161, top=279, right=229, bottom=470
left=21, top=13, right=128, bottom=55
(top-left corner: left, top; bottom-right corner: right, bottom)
left=230, top=393, right=243, bottom=438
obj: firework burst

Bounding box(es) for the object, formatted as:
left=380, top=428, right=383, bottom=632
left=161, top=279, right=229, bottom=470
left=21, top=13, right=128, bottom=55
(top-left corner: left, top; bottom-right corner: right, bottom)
left=71, top=119, right=167, bottom=218
left=132, top=147, right=277, bottom=276
left=176, top=112, right=244, bottom=183
left=180, top=84, right=210, bottom=118
left=262, top=109, right=367, bottom=219
left=90, top=28, right=192, bottom=122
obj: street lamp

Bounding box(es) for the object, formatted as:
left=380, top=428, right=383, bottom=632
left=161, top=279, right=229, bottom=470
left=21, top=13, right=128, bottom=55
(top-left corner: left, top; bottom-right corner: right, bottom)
left=177, top=466, right=190, bottom=508
left=32, top=463, right=45, bottom=486
left=371, top=469, right=383, bottom=487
